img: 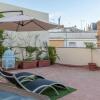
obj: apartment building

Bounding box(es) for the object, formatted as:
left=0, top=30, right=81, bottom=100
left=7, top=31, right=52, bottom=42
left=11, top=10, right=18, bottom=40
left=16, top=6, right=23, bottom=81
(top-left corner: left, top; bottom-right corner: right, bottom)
left=49, top=27, right=97, bottom=47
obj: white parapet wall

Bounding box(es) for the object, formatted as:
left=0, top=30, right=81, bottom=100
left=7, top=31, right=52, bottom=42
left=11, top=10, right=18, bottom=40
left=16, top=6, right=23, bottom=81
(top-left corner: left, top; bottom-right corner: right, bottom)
left=3, top=31, right=49, bottom=47
left=56, top=48, right=100, bottom=67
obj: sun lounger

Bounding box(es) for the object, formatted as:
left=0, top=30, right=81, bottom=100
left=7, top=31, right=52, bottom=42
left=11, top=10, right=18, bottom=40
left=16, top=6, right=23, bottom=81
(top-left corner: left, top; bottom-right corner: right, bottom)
left=0, top=69, right=44, bottom=87
left=0, top=69, right=66, bottom=95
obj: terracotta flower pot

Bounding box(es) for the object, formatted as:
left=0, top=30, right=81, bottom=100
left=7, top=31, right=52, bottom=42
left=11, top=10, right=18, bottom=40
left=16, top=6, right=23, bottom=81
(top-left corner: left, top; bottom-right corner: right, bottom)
left=88, top=63, right=97, bottom=71
left=15, top=61, right=21, bottom=69
left=20, top=60, right=38, bottom=69
left=38, top=60, right=50, bottom=67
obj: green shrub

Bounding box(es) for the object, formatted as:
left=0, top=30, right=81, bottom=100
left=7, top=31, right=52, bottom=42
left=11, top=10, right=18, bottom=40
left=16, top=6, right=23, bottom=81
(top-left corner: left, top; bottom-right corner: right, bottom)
left=84, top=42, right=95, bottom=49
left=0, top=13, right=5, bottom=58
left=0, top=46, right=7, bottom=58
left=48, top=47, right=59, bottom=64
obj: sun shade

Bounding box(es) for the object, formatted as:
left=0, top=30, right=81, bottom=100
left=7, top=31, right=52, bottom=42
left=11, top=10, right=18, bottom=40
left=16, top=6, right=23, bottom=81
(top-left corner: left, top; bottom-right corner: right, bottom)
left=0, top=15, right=63, bottom=31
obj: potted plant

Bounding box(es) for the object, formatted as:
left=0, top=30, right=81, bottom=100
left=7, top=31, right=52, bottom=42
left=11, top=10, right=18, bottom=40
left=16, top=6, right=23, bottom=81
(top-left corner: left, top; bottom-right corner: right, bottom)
left=48, top=46, right=59, bottom=65
left=37, top=52, right=50, bottom=67
left=84, top=42, right=97, bottom=71
left=21, top=46, right=38, bottom=69
left=15, top=57, right=21, bottom=69
left=36, top=47, right=50, bottom=67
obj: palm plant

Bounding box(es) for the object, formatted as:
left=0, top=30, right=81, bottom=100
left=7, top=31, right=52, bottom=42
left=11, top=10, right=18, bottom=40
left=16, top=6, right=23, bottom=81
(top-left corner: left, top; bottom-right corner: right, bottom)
left=25, top=46, right=38, bottom=60
left=42, top=41, right=59, bottom=64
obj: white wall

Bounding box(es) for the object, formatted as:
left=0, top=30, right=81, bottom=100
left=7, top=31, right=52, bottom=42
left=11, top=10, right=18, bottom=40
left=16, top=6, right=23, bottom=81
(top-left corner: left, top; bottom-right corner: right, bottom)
left=3, top=31, right=49, bottom=47
left=56, top=48, right=100, bottom=67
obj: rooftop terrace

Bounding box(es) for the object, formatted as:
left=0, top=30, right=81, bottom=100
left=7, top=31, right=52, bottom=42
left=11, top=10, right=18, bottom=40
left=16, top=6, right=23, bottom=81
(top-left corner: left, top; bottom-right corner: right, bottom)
left=3, top=64, right=100, bottom=100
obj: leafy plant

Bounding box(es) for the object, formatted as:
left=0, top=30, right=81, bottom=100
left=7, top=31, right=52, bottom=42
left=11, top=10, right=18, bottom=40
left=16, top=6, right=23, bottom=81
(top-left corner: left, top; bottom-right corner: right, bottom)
left=36, top=47, right=46, bottom=60
left=84, top=42, right=96, bottom=63
left=25, top=46, right=38, bottom=60
left=0, top=46, right=8, bottom=58
left=43, top=53, right=49, bottom=60
left=0, top=13, right=4, bottom=18
left=0, top=30, right=4, bottom=44
left=0, top=14, right=4, bottom=45
left=84, top=42, right=95, bottom=49
left=37, top=41, right=59, bottom=64
left=36, top=41, right=49, bottom=60
left=0, top=13, right=5, bottom=58
left=48, top=46, right=59, bottom=64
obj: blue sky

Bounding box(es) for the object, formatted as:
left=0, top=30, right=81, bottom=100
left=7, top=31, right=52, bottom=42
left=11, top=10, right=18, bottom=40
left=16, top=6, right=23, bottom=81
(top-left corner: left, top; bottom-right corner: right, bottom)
left=0, top=0, right=100, bottom=28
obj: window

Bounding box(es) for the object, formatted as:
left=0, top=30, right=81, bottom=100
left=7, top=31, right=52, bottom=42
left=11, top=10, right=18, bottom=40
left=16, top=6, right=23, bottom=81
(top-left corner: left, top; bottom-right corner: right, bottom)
left=69, top=42, right=76, bottom=47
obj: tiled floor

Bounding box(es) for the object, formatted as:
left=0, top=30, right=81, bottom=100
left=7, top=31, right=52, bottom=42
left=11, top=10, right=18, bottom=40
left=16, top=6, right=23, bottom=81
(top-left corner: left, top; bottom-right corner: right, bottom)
left=3, top=64, right=100, bottom=100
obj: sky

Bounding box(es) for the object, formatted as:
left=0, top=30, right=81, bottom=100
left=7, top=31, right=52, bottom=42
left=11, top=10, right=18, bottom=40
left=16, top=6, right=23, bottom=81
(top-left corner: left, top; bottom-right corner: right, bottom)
left=0, top=0, right=100, bottom=29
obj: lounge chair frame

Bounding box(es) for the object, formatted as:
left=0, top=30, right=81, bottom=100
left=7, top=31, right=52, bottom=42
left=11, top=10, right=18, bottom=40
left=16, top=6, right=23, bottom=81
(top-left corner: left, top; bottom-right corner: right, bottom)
left=0, top=70, right=66, bottom=95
